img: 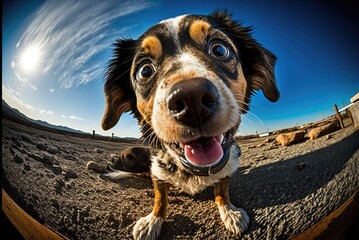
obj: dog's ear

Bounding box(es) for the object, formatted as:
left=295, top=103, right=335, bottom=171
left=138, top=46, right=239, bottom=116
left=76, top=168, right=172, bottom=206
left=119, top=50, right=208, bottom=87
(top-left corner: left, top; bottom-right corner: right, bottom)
left=102, top=39, right=137, bottom=131
left=210, top=10, right=280, bottom=102
left=241, top=40, right=280, bottom=102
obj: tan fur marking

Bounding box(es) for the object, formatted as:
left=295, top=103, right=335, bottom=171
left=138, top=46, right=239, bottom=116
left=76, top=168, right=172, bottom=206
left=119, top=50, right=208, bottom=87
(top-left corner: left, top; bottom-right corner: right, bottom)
left=142, top=36, right=163, bottom=59
left=229, top=66, right=248, bottom=113
left=214, top=177, right=231, bottom=207
left=137, top=95, right=154, bottom=125
left=163, top=71, right=198, bottom=85
left=189, top=20, right=211, bottom=44
left=152, top=179, right=170, bottom=218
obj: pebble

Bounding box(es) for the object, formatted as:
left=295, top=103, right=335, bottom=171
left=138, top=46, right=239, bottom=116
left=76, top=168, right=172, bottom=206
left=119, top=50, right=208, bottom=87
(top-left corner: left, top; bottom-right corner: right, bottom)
left=86, top=161, right=107, bottom=173
left=13, top=153, right=24, bottom=164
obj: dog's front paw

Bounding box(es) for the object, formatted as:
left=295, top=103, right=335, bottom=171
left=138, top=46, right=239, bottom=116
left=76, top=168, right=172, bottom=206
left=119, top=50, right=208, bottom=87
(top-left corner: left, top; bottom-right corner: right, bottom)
left=133, top=212, right=164, bottom=240
left=218, top=204, right=249, bottom=235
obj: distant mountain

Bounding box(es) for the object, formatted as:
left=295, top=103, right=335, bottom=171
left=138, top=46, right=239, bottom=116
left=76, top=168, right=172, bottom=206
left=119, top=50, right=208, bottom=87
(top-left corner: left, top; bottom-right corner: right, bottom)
left=2, top=99, right=88, bottom=135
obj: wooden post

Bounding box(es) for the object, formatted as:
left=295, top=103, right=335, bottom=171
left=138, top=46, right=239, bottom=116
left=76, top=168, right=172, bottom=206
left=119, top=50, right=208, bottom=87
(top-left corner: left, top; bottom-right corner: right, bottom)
left=347, top=108, right=354, bottom=126
left=92, top=130, right=95, bottom=139
left=334, top=104, right=344, bottom=129
left=112, top=133, right=114, bottom=141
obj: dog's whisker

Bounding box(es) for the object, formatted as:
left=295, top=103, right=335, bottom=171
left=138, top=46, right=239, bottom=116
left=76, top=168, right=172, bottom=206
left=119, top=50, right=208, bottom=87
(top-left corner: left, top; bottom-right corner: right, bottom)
left=142, top=126, right=158, bottom=148
left=237, top=109, right=267, bottom=134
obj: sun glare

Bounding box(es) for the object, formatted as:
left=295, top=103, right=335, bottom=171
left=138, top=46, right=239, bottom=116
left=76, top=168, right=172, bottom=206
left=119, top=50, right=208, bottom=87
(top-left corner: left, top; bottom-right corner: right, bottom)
left=20, top=45, right=42, bottom=73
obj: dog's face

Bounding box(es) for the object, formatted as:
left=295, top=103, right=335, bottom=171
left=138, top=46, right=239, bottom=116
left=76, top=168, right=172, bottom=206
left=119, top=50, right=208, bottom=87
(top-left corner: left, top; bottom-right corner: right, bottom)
left=102, top=11, right=279, bottom=175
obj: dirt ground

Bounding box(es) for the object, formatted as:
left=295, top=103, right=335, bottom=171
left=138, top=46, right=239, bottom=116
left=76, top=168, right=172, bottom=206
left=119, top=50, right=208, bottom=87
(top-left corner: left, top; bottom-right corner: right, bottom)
left=2, top=118, right=359, bottom=239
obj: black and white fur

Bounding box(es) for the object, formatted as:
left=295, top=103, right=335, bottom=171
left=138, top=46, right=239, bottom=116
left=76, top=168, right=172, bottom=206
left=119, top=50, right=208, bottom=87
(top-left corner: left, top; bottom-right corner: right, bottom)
left=101, top=10, right=279, bottom=240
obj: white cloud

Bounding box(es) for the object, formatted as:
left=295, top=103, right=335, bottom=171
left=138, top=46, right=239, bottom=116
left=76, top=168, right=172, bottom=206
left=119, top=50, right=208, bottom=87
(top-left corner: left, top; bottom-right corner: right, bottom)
left=61, top=115, right=66, bottom=118
left=16, top=0, right=153, bottom=89
left=49, top=88, right=54, bottom=93
left=69, top=115, right=84, bottom=121
left=12, top=63, right=38, bottom=91
left=2, top=84, right=36, bottom=111
left=39, top=109, right=54, bottom=116
left=29, top=83, right=37, bottom=91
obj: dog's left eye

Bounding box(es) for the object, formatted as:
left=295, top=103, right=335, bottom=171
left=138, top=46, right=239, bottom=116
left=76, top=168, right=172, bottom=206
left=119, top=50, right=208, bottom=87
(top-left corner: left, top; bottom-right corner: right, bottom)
left=137, top=62, right=156, bottom=82
left=209, top=41, right=230, bottom=59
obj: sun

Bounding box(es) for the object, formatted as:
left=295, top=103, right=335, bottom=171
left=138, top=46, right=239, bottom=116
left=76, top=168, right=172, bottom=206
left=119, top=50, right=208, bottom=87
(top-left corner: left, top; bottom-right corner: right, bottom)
left=20, top=45, right=42, bottom=73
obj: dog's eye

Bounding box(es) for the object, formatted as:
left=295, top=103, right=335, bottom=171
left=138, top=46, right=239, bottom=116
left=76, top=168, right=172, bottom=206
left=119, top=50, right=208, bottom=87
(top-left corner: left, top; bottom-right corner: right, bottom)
left=209, top=41, right=230, bottom=59
left=137, top=62, right=156, bottom=82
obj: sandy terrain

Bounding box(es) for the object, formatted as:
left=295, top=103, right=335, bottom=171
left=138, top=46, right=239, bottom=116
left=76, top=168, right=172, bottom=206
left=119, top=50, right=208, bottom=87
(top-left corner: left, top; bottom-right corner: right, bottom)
left=2, top=118, right=359, bottom=239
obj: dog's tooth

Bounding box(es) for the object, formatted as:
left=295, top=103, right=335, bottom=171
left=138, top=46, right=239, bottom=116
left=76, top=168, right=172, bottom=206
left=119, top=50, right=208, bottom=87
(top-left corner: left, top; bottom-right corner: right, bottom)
left=216, top=134, right=224, bottom=144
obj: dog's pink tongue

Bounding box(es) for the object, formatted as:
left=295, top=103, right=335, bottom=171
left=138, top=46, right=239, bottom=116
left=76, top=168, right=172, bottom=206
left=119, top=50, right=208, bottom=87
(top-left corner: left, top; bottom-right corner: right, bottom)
left=184, top=137, right=223, bottom=165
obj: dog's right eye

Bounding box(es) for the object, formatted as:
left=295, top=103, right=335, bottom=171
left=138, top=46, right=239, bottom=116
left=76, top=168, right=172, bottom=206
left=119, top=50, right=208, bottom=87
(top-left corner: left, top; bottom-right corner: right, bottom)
left=137, top=62, right=156, bottom=82
left=209, top=41, right=230, bottom=60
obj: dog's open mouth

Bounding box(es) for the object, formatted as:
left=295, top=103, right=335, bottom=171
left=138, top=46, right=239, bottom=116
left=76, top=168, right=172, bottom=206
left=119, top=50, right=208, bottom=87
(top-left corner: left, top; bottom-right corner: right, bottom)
left=170, top=133, right=231, bottom=176
left=181, top=135, right=224, bottom=165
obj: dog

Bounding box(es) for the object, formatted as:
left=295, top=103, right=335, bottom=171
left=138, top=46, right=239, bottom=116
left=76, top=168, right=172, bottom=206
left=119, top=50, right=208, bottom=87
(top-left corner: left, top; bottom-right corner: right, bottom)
left=101, top=10, right=279, bottom=239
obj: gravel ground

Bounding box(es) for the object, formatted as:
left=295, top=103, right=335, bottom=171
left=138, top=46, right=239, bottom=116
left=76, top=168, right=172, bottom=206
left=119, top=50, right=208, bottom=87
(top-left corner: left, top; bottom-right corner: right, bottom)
left=2, top=118, right=359, bottom=239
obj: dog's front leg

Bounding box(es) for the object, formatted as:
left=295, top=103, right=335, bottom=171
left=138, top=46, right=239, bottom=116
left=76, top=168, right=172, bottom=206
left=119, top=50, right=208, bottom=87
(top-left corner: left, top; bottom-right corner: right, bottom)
left=214, top=177, right=250, bottom=235
left=133, top=177, right=169, bottom=240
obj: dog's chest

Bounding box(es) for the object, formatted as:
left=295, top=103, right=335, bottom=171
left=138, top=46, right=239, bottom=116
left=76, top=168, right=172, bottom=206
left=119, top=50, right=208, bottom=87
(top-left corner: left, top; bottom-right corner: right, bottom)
left=150, top=145, right=240, bottom=195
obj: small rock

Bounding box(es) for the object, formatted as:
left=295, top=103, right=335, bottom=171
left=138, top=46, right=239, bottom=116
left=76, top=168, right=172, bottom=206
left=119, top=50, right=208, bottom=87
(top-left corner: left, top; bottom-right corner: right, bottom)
left=37, top=143, right=48, bottom=151
left=9, top=147, right=15, bottom=155
left=27, top=152, right=42, bottom=162
left=47, top=146, right=60, bottom=154
left=13, top=153, right=24, bottom=164
left=52, top=165, right=62, bottom=175
left=55, top=179, right=65, bottom=193
left=94, top=148, right=104, bottom=154
left=64, top=169, right=78, bottom=180
left=11, top=138, right=21, bottom=147
left=24, top=164, right=31, bottom=171
left=263, top=138, right=274, bottom=144
left=256, top=143, right=265, bottom=148
left=86, top=161, right=107, bottom=173
left=323, top=135, right=331, bottom=140
left=297, top=162, right=307, bottom=171
left=254, top=155, right=267, bottom=161
left=267, top=145, right=279, bottom=150
left=64, top=154, right=77, bottom=160
left=21, top=134, right=34, bottom=144
left=42, top=153, right=58, bottom=164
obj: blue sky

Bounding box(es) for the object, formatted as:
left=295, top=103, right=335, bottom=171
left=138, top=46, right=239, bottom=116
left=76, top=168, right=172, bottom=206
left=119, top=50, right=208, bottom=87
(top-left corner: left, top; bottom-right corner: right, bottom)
left=2, top=0, right=359, bottom=137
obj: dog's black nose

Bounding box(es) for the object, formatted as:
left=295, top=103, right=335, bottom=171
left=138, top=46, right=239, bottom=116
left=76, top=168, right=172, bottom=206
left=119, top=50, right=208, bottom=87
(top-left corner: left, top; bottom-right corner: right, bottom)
left=166, top=78, right=218, bottom=127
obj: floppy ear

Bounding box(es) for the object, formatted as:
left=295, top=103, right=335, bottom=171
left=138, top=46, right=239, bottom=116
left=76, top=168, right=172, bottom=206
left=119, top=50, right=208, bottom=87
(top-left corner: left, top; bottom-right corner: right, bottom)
left=210, top=10, right=280, bottom=102
left=101, top=39, right=137, bottom=131
left=241, top=39, right=280, bottom=102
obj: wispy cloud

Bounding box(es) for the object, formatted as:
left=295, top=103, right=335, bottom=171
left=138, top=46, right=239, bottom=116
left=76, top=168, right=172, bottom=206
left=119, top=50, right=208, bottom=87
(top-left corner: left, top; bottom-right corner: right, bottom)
left=39, top=109, right=54, bottom=116
left=2, top=84, right=36, bottom=111
left=3, top=84, right=84, bottom=121
left=15, top=0, right=153, bottom=89
left=49, top=88, right=54, bottom=93
left=69, top=115, right=84, bottom=121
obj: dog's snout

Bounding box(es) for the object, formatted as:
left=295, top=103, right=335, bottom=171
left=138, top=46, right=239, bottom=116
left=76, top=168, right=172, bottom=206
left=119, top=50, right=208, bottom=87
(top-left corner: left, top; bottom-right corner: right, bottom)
left=166, top=78, right=218, bottom=127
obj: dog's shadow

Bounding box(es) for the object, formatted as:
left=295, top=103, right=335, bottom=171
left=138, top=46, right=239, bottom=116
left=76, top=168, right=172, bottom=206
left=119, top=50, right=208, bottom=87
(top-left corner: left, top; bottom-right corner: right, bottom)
left=231, top=129, right=359, bottom=210
left=159, top=214, right=200, bottom=239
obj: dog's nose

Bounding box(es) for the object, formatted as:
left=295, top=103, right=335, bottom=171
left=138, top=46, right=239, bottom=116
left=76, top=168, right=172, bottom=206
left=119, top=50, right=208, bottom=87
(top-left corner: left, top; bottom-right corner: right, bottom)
left=166, top=78, right=218, bottom=127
